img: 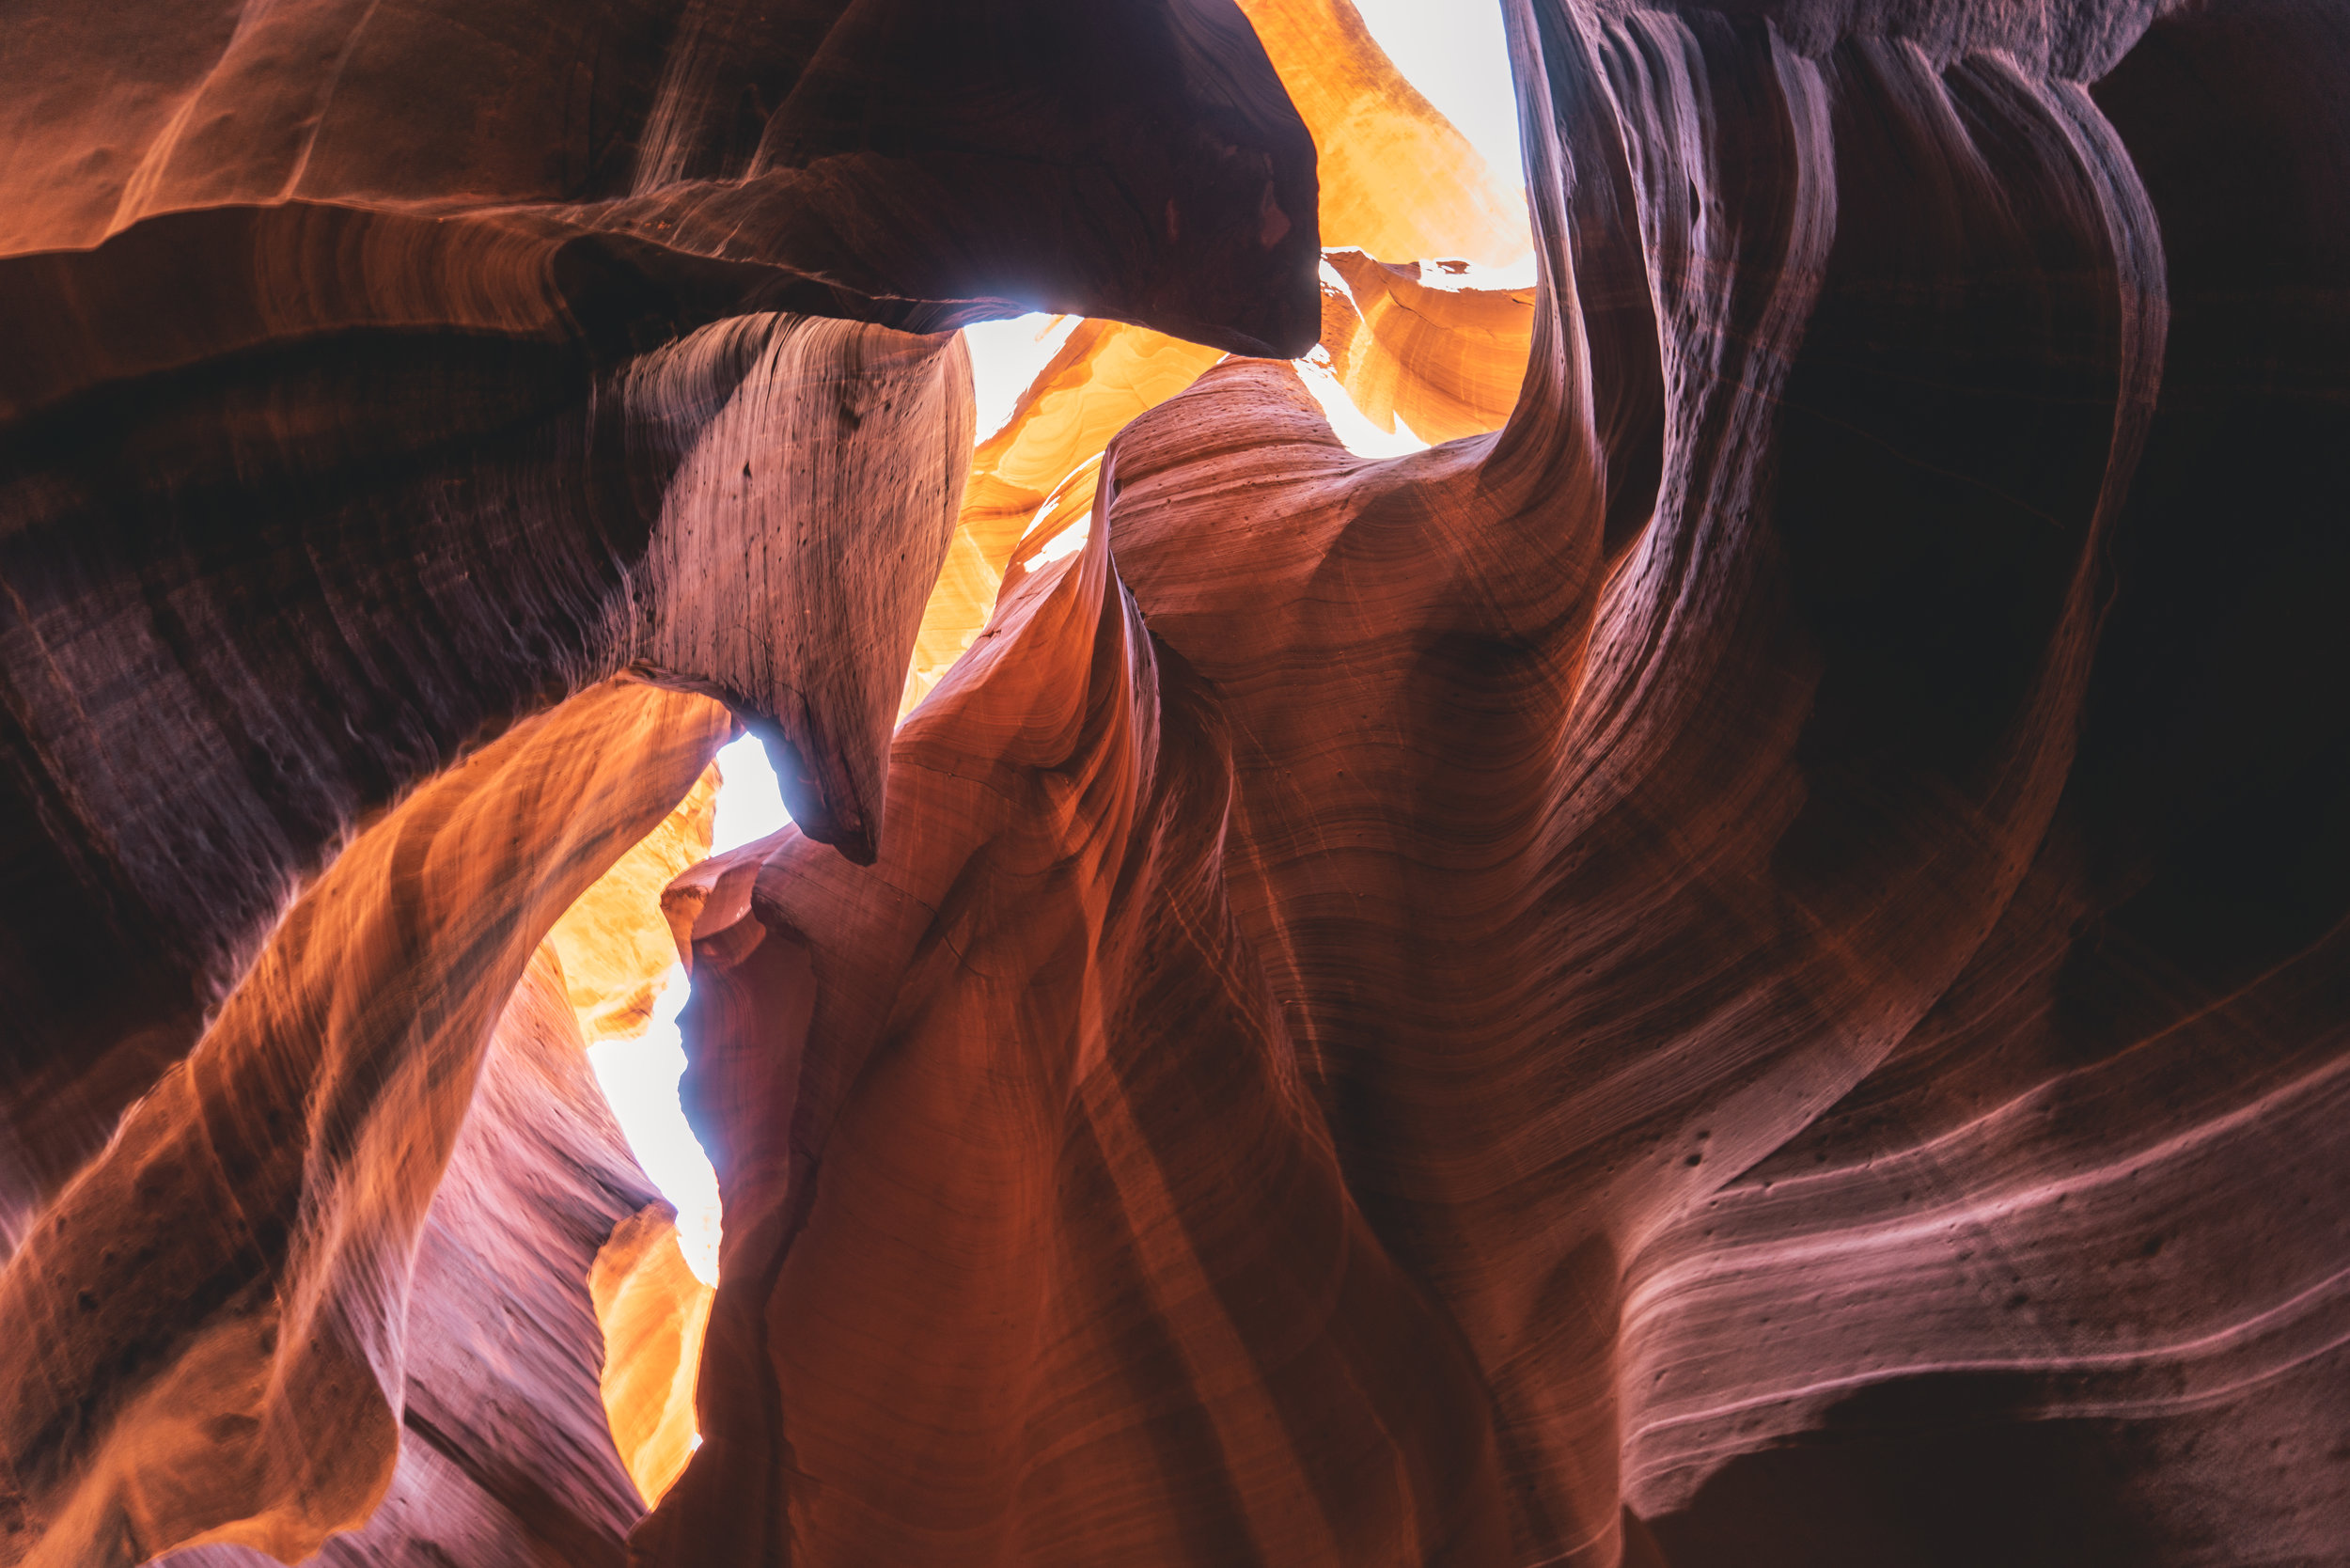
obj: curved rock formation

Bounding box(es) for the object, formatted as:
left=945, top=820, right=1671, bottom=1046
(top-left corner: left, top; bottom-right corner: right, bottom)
left=1318, top=250, right=1535, bottom=444
left=0, top=0, right=1317, bottom=1239
left=160, top=948, right=679, bottom=1568
left=906, top=320, right=1228, bottom=709
left=655, top=510, right=1516, bottom=1568
left=1, top=0, right=1319, bottom=352
left=6, top=0, right=2349, bottom=1564
left=1622, top=3, right=2350, bottom=1560
left=0, top=680, right=726, bottom=1565
left=648, top=1, right=2350, bottom=1564
left=899, top=5, right=1540, bottom=706
left=908, top=249, right=1541, bottom=712
left=0, top=306, right=973, bottom=1244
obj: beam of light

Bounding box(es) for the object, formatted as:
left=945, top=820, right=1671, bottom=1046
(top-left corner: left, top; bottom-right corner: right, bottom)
left=1030, top=514, right=1091, bottom=566
left=586, top=733, right=794, bottom=1287
left=963, top=313, right=1079, bottom=444
left=711, top=731, right=792, bottom=854
left=587, top=968, right=721, bottom=1284
left=1349, top=0, right=1527, bottom=194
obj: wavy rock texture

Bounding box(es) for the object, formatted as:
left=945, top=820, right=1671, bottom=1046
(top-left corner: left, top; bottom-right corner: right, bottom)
left=0, top=0, right=1319, bottom=353
left=653, top=513, right=1515, bottom=1568
left=906, top=249, right=1540, bottom=712
left=0, top=0, right=1318, bottom=1557
left=165, top=949, right=666, bottom=1568
left=905, top=321, right=1228, bottom=709
left=5, top=0, right=2349, bottom=1564
left=652, top=1, right=2350, bottom=1565
left=0, top=679, right=727, bottom=1566
left=0, top=304, right=974, bottom=1247
left=900, top=6, right=1535, bottom=709
left=589, top=1205, right=714, bottom=1513
left=156, top=729, right=721, bottom=1568
left=1619, top=3, right=2350, bottom=1561
left=0, top=0, right=1316, bottom=1243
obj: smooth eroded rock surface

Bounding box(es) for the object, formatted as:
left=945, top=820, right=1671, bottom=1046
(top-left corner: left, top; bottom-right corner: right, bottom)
left=643, top=1, right=2350, bottom=1564
left=5, top=1, right=2348, bottom=1565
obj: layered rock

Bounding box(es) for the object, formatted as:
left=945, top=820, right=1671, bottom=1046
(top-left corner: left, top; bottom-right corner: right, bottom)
left=648, top=1, right=2350, bottom=1564
left=0, top=306, right=976, bottom=1246
left=905, top=321, right=1228, bottom=709
left=1622, top=2, right=2350, bottom=1560
left=651, top=505, right=1516, bottom=1568
left=0, top=2, right=1321, bottom=1559
left=1318, top=250, right=1536, bottom=444
left=898, top=2, right=1539, bottom=710
left=5, top=0, right=2349, bottom=1564
left=159, top=949, right=687, bottom=1568
left=0, top=0, right=1316, bottom=1242
left=0, top=0, right=1319, bottom=354
left=907, top=251, right=1542, bottom=712
left=589, top=1206, right=714, bottom=1513
left=0, top=680, right=727, bottom=1565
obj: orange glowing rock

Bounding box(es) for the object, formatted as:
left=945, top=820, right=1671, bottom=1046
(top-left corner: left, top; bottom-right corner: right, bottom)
left=1233, top=0, right=1529, bottom=268
left=547, top=764, right=721, bottom=1046
left=1319, top=249, right=1535, bottom=444
left=907, top=321, right=1227, bottom=712
left=590, top=1207, right=717, bottom=1510
left=0, top=681, right=728, bottom=1567
left=7, top=4, right=2350, bottom=1567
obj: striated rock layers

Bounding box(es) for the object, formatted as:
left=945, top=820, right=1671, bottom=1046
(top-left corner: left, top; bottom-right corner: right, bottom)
left=0, top=0, right=1317, bottom=1561
left=163, top=949, right=670, bottom=1568
left=0, top=0, right=1319, bottom=1237
left=0, top=682, right=728, bottom=1565
left=659, top=0, right=2350, bottom=1564
left=5, top=0, right=2350, bottom=1565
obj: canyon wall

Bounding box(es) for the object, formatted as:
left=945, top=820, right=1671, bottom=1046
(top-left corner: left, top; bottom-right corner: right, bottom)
left=4, top=0, right=2346, bottom=1565
left=652, top=1, right=2350, bottom=1563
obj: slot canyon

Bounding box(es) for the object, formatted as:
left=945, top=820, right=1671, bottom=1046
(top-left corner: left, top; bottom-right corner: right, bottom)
left=1, top=0, right=2345, bottom=1563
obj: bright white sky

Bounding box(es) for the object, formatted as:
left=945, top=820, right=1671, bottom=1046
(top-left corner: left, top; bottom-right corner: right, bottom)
left=585, top=733, right=791, bottom=1284
left=589, top=9, right=1523, bottom=1285
left=708, top=731, right=791, bottom=855
left=587, top=968, right=718, bottom=1280
left=1351, top=0, right=1524, bottom=191
left=965, top=314, right=1080, bottom=445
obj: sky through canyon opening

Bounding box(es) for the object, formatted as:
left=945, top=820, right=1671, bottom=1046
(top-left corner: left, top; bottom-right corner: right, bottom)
left=579, top=0, right=1531, bottom=1299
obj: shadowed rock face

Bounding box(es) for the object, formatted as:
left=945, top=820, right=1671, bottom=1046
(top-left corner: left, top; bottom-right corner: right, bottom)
left=0, top=0, right=1323, bottom=353
left=0, top=305, right=976, bottom=1240
left=0, top=0, right=1318, bottom=1236
left=0, top=681, right=728, bottom=1567
left=162, top=950, right=667, bottom=1568
left=663, top=1, right=2350, bottom=1563
left=6, top=0, right=2350, bottom=1565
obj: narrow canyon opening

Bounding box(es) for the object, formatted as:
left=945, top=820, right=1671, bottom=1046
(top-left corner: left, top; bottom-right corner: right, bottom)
left=563, top=8, right=1538, bottom=1507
